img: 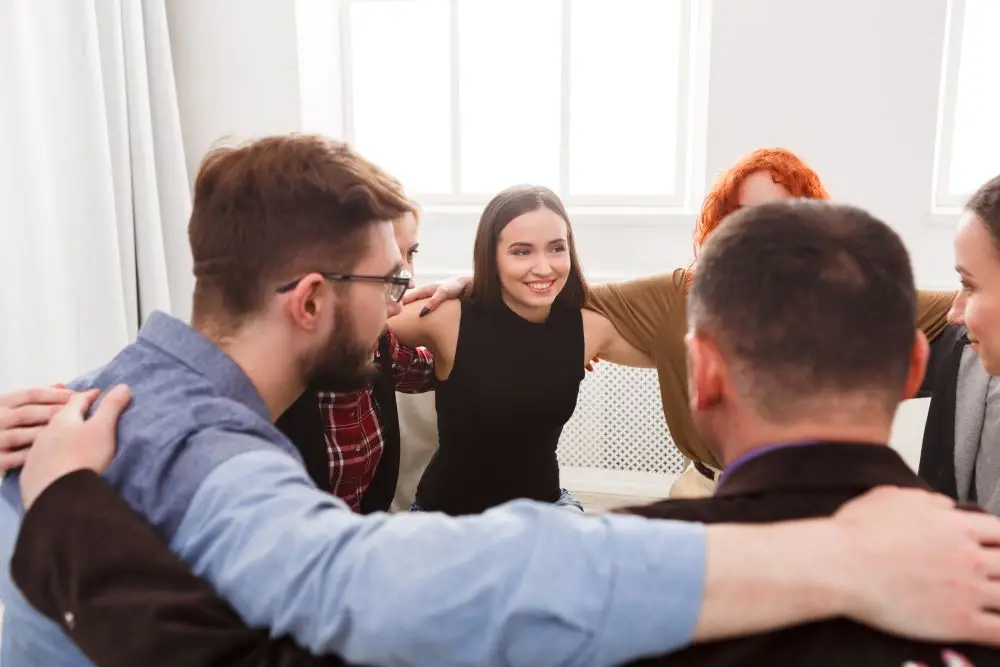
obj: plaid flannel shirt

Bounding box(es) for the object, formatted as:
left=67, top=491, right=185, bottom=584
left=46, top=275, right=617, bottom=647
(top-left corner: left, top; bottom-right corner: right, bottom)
left=316, top=329, right=434, bottom=511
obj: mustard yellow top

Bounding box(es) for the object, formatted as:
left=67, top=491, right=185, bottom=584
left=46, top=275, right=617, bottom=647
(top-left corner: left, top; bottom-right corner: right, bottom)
left=586, top=268, right=956, bottom=471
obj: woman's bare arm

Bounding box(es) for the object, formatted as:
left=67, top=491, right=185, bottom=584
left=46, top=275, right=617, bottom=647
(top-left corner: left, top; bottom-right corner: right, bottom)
left=389, top=299, right=461, bottom=381
left=387, top=299, right=436, bottom=350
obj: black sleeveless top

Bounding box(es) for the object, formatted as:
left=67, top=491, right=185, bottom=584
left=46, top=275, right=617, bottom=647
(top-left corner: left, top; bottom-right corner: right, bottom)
left=415, top=298, right=585, bottom=515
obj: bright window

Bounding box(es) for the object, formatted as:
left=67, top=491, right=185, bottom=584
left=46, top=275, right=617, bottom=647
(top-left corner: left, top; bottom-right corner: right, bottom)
left=343, top=0, right=700, bottom=206
left=936, top=0, right=1000, bottom=204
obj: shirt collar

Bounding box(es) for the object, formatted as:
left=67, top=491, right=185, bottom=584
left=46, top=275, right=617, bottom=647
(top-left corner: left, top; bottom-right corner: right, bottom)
left=717, top=440, right=820, bottom=488
left=138, top=311, right=270, bottom=420
left=715, top=441, right=920, bottom=497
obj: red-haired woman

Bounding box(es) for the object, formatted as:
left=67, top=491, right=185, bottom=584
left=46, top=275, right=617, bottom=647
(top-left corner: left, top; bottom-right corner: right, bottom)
left=412, top=147, right=956, bottom=499
left=693, top=147, right=830, bottom=259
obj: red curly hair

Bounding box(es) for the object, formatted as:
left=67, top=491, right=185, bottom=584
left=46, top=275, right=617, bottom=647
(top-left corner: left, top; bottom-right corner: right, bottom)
left=695, top=147, right=829, bottom=248
left=683, top=148, right=829, bottom=287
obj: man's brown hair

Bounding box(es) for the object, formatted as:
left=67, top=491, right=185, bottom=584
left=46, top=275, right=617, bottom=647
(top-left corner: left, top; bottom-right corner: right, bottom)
left=689, top=199, right=916, bottom=420
left=188, top=134, right=412, bottom=328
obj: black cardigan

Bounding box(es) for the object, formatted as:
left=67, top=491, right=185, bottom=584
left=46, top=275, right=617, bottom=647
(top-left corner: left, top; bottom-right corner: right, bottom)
left=917, top=324, right=969, bottom=499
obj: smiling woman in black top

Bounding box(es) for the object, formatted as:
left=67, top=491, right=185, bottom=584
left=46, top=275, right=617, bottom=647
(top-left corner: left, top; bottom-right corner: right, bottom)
left=389, top=185, right=652, bottom=515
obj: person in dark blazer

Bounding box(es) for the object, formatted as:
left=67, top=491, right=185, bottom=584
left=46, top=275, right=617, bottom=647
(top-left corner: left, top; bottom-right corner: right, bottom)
left=202, top=205, right=436, bottom=515
left=13, top=200, right=1000, bottom=667
left=615, top=200, right=996, bottom=666
left=623, top=443, right=989, bottom=666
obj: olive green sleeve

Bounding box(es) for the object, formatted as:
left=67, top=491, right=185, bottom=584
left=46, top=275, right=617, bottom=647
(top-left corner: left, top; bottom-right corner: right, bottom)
left=916, top=290, right=958, bottom=343
left=585, top=272, right=682, bottom=356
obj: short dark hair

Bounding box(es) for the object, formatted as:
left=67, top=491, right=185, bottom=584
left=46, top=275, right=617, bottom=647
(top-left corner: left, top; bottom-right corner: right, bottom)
left=967, top=173, right=1000, bottom=252
left=689, top=199, right=916, bottom=420
left=188, top=135, right=412, bottom=328
left=468, top=185, right=589, bottom=310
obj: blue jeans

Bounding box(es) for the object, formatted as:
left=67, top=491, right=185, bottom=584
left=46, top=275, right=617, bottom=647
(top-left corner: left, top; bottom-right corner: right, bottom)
left=410, top=488, right=584, bottom=513
left=555, top=488, right=585, bottom=511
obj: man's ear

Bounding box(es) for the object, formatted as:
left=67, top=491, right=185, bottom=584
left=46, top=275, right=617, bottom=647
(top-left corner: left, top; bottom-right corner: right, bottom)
left=284, top=274, right=328, bottom=332
left=903, top=330, right=930, bottom=400
left=686, top=331, right=723, bottom=413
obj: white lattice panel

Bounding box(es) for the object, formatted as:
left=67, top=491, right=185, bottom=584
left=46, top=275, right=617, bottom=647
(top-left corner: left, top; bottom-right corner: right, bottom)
left=558, top=363, right=687, bottom=477
left=393, top=363, right=685, bottom=506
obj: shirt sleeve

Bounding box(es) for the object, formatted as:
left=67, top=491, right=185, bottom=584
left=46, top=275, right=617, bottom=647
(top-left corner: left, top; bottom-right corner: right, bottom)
left=585, top=272, right=683, bottom=357
left=11, top=470, right=340, bottom=667
left=171, top=437, right=707, bottom=667
left=384, top=328, right=436, bottom=394
left=916, top=290, right=957, bottom=343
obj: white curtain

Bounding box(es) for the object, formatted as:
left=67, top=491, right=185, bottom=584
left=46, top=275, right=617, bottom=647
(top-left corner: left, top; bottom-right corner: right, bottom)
left=0, top=0, right=191, bottom=392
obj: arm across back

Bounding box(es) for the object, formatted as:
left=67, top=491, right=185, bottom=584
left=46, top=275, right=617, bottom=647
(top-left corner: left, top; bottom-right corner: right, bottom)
left=169, top=432, right=708, bottom=667
left=384, top=327, right=435, bottom=393
left=916, top=290, right=958, bottom=343
left=585, top=272, right=682, bottom=357
left=582, top=310, right=655, bottom=368
left=585, top=270, right=722, bottom=469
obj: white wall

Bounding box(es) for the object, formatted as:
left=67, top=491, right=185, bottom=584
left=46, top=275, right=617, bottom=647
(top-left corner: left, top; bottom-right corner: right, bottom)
left=166, top=0, right=303, bottom=184
left=707, top=0, right=956, bottom=289
left=164, top=0, right=962, bottom=290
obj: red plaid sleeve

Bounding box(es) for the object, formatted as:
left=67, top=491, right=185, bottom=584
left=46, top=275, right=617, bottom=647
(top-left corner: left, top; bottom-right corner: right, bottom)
left=383, top=328, right=435, bottom=393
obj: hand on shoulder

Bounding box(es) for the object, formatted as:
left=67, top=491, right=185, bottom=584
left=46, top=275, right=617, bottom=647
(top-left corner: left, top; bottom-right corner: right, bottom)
left=402, top=276, right=471, bottom=316
left=0, top=386, right=74, bottom=472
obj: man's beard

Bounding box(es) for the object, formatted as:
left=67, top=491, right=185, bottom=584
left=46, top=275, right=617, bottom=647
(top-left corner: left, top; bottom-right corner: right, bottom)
left=302, top=312, right=380, bottom=393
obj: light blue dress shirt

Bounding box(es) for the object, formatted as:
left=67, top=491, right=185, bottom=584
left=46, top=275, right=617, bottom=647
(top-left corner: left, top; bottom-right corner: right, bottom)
left=0, top=312, right=706, bottom=666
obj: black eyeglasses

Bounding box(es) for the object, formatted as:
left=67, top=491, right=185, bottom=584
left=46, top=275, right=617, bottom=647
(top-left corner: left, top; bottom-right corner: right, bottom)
left=276, top=270, right=412, bottom=302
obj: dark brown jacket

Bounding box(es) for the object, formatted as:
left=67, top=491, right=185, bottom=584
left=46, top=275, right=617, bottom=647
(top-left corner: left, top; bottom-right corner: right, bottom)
left=621, top=441, right=997, bottom=667
left=11, top=470, right=352, bottom=667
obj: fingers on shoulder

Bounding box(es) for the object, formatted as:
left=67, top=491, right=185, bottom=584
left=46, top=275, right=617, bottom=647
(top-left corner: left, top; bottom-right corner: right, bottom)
left=92, top=385, right=133, bottom=421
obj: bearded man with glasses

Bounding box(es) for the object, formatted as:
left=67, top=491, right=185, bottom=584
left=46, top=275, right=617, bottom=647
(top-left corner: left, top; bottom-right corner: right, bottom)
left=0, top=199, right=432, bottom=518
left=273, top=212, right=435, bottom=515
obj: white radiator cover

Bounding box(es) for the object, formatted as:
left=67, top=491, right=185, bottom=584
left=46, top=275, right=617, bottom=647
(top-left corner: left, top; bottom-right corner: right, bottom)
left=393, top=364, right=685, bottom=507
left=557, top=362, right=684, bottom=498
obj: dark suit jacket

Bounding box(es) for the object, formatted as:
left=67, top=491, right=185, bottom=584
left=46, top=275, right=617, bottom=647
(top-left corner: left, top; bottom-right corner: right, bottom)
left=919, top=323, right=969, bottom=499
left=274, top=331, right=400, bottom=512
left=620, top=441, right=996, bottom=667
left=11, top=470, right=352, bottom=667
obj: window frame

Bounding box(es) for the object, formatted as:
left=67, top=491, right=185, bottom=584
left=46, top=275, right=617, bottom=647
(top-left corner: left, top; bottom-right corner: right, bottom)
left=337, top=0, right=708, bottom=211
left=933, top=0, right=972, bottom=210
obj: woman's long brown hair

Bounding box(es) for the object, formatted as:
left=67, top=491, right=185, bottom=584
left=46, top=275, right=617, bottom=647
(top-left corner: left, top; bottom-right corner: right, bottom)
left=467, top=185, right=590, bottom=310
